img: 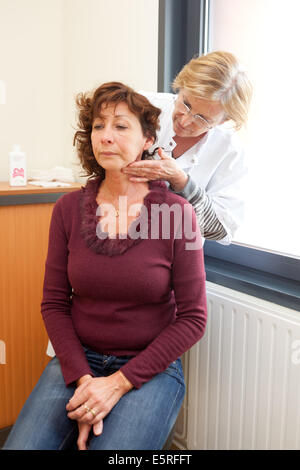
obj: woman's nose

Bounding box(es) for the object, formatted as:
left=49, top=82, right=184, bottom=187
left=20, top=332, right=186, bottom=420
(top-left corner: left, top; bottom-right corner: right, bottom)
left=100, top=127, right=114, bottom=143
left=180, top=113, right=194, bottom=127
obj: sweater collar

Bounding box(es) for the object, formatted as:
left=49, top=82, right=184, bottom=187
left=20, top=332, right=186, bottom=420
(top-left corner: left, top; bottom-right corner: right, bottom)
left=80, top=176, right=167, bottom=256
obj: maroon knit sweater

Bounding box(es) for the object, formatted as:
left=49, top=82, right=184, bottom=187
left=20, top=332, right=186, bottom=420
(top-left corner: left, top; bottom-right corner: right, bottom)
left=41, top=177, right=207, bottom=389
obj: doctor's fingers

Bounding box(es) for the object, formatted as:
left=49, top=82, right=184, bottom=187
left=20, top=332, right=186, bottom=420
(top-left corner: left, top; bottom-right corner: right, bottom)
left=127, top=166, right=174, bottom=179
left=124, top=166, right=162, bottom=178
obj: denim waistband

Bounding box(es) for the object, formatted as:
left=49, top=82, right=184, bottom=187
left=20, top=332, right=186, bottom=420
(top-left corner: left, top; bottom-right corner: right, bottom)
left=83, top=346, right=134, bottom=376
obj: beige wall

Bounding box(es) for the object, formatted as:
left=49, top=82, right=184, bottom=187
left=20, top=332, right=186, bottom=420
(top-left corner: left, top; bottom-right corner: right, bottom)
left=62, top=0, right=159, bottom=181
left=0, top=0, right=64, bottom=179
left=0, top=0, right=159, bottom=182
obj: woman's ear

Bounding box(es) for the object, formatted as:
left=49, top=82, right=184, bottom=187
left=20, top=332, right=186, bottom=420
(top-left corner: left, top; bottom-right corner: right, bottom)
left=220, top=118, right=229, bottom=125
left=219, top=112, right=230, bottom=126
left=143, top=136, right=154, bottom=151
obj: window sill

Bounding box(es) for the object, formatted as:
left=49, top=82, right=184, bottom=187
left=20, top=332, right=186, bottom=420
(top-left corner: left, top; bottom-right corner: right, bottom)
left=204, top=241, right=300, bottom=313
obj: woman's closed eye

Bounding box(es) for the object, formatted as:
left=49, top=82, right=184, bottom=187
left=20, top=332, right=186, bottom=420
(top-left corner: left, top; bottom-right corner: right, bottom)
left=92, top=124, right=128, bottom=130
left=93, top=123, right=104, bottom=130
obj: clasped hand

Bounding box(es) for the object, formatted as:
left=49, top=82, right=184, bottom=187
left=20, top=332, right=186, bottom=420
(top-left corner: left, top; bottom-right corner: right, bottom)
left=66, top=371, right=132, bottom=450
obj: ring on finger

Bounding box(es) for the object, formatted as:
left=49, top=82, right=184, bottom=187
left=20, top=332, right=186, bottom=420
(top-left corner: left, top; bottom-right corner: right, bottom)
left=84, top=404, right=91, bottom=414
left=84, top=404, right=97, bottom=418
left=89, top=407, right=97, bottom=418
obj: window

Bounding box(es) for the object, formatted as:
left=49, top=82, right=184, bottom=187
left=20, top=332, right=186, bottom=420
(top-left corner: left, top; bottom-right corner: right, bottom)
left=158, top=0, right=300, bottom=311
left=210, top=0, right=300, bottom=259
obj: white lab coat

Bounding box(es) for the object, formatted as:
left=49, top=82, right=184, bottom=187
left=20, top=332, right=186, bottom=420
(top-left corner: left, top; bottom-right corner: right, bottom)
left=140, top=91, right=247, bottom=244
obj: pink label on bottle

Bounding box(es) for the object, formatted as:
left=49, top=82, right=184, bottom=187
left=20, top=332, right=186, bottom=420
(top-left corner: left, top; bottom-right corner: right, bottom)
left=13, top=168, right=25, bottom=178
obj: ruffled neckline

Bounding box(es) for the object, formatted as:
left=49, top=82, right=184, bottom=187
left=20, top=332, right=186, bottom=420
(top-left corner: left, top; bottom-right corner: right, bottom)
left=79, top=176, right=167, bottom=256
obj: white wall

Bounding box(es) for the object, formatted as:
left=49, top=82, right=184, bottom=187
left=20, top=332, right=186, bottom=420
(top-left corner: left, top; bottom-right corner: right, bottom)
left=0, top=0, right=64, bottom=178
left=0, top=0, right=159, bottom=182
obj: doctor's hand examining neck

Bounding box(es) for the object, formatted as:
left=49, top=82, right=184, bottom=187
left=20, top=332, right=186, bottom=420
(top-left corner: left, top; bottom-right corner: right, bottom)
left=122, top=147, right=188, bottom=192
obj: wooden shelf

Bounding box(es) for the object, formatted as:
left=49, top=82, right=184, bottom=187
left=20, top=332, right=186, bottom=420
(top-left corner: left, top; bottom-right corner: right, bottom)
left=0, top=182, right=82, bottom=196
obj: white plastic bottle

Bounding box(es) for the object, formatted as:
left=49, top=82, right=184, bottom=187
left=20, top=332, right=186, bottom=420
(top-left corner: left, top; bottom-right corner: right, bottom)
left=9, top=145, right=27, bottom=186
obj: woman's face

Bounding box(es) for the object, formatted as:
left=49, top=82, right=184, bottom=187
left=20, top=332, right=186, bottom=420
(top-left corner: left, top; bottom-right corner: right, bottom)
left=172, top=89, right=225, bottom=138
left=91, top=102, right=153, bottom=171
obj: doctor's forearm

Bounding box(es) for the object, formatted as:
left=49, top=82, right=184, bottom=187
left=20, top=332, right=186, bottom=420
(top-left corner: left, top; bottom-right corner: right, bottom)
left=169, top=168, right=188, bottom=192
left=171, top=175, right=228, bottom=240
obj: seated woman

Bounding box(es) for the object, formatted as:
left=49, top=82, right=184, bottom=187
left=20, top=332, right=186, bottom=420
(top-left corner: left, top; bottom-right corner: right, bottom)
left=3, top=82, right=207, bottom=451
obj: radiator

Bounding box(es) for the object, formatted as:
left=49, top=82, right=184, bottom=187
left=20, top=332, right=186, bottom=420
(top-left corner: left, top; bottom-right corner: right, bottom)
left=173, top=281, right=300, bottom=450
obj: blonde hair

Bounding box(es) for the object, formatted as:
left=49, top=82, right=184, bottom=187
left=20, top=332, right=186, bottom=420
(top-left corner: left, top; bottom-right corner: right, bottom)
left=172, top=51, right=252, bottom=131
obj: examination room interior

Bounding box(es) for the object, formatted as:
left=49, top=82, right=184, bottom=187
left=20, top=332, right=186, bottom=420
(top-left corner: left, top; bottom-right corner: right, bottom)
left=0, top=0, right=300, bottom=451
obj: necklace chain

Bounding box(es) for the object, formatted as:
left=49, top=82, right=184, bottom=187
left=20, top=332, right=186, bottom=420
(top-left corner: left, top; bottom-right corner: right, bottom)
left=97, top=189, right=147, bottom=218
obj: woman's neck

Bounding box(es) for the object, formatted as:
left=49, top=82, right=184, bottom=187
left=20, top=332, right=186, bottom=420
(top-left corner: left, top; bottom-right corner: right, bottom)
left=172, top=133, right=207, bottom=159
left=98, top=170, right=149, bottom=203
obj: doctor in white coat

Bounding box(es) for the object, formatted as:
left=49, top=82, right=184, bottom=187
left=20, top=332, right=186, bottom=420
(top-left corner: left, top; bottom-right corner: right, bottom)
left=122, top=51, right=252, bottom=244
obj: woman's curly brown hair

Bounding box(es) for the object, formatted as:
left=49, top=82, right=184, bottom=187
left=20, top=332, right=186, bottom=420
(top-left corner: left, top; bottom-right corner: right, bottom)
left=73, top=82, right=161, bottom=178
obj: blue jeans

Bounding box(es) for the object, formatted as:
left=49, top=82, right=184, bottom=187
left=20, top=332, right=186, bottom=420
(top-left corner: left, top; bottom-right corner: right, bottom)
left=3, top=348, right=185, bottom=450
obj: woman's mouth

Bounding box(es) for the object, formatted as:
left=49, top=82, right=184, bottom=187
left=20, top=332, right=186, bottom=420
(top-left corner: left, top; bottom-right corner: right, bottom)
left=100, top=151, right=116, bottom=156
left=175, top=121, right=188, bottom=133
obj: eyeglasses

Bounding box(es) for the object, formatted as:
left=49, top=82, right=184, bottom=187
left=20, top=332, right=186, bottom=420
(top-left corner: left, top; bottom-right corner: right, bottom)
left=175, top=96, right=213, bottom=130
